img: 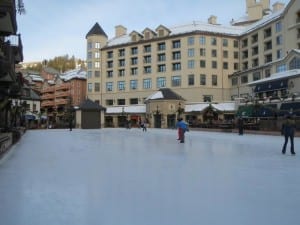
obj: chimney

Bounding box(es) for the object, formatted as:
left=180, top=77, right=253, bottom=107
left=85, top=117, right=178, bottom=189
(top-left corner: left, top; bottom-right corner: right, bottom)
left=272, top=2, right=285, bottom=12
left=208, top=15, right=217, bottom=25
left=115, top=25, right=127, bottom=37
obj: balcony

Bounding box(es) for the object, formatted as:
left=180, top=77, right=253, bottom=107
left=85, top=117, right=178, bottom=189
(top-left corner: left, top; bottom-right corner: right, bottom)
left=55, top=83, right=70, bottom=91
left=41, top=94, right=55, bottom=100
left=41, top=86, right=55, bottom=93
left=41, top=100, right=55, bottom=107
left=0, top=0, right=17, bottom=36
left=55, top=92, right=69, bottom=98
left=55, top=99, right=68, bottom=105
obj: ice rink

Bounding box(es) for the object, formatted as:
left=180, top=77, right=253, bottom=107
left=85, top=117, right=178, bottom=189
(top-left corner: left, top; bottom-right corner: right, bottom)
left=0, top=128, right=299, bottom=225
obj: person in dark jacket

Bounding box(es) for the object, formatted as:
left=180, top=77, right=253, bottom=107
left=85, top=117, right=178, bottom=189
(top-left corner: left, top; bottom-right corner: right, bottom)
left=237, top=116, right=244, bottom=135
left=281, top=115, right=296, bottom=155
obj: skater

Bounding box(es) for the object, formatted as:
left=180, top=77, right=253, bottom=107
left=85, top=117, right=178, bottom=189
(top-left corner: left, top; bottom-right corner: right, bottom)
left=141, top=120, right=147, bottom=132
left=176, top=118, right=188, bottom=143
left=281, top=114, right=296, bottom=155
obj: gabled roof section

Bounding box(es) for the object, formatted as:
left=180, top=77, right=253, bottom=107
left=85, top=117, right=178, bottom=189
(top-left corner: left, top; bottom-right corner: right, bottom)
left=146, top=88, right=185, bottom=101
left=86, top=22, right=108, bottom=39
left=79, top=98, right=105, bottom=110
left=142, top=28, right=157, bottom=40
left=155, top=24, right=171, bottom=37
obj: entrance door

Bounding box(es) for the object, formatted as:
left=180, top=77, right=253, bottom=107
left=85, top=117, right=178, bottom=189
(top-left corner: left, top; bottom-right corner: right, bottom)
left=154, top=114, right=161, bottom=128
left=167, top=114, right=176, bottom=128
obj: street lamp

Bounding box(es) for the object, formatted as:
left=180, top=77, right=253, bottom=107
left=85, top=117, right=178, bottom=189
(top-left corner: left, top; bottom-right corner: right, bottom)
left=177, top=102, right=183, bottom=119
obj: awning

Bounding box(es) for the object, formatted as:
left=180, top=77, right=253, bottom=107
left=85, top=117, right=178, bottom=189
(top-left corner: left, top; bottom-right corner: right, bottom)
left=254, top=79, right=287, bottom=93
left=278, top=102, right=300, bottom=116
left=256, top=104, right=277, bottom=117
left=236, top=105, right=254, bottom=117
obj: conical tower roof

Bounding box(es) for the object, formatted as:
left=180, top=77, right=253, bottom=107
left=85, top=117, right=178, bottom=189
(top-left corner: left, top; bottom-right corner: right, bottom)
left=86, top=22, right=108, bottom=39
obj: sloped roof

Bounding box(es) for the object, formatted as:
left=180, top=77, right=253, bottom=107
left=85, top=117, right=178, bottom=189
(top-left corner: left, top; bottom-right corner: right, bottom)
left=185, top=102, right=236, bottom=112
left=79, top=98, right=105, bottom=110
left=146, top=88, right=185, bottom=101
left=86, top=22, right=108, bottom=38
left=60, top=68, right=87, bottom=81
left=106, top=105, right=146, bottom=114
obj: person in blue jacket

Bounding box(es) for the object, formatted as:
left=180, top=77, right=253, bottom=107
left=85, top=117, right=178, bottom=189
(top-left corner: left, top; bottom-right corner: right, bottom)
left=281, top=114, right=296, bottom=155
left=176, top=118, right=188, bottom=143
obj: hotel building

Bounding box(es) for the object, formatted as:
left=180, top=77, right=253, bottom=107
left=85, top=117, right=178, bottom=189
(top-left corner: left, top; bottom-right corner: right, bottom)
left=86, top=0, right=300, bottom=128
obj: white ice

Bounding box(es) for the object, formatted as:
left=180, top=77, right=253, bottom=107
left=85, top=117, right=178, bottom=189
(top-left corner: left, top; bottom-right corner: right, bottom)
left=0, top=128, right=299, bottom=225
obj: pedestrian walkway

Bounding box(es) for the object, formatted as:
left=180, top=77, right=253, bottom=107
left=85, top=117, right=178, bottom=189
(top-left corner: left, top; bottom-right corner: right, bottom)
left=0, top=128, right=299, bottom=225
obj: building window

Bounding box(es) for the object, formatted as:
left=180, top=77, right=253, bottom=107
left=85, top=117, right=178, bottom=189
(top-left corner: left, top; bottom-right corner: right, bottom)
left=95, top=61, right=100, bottom=68
left=277, top=49, right=283, bottom=59
left=94, top=82, right=100, bottom=92
left=211, top=37, right=217, bottom=46
left=130, top=80, right=138, bottom=90
left=289, top=57, right=300, bottom=69
left=188, top=74, right=194, bottom=86
left=144, top=66, right=152, bottom=74
left=87, top=52, right=92, bottom=59
left=199, top=36, right=206, bottom=45
left=106, top=99, right=114, bottom=106
left=131, top=67, right=138, bottom=75
left=188, top=60, right=195, bottom=69
left=200, top=74, right=206, bottom=85
left=95, top=52, right=100, bottom=59
left=117, top=99, right=125, bottom=105
left=87, top=42, right=92, bottom=50
left=171, top=76, right=181, bottom=87
left=212, top=61, right=217, bottom=69
left=172, top=40, right=181, bottom=48
left=200, top=60, right=206, bottom=68
left=172, top=63, right=181, bottom=71
left=223, top=62, right=228, bottom=69
left=212, top=75, right=217, bottom=86
left=118, top=69, right=125, bottom=77
left=234, top=51, right=239, bottom=59
left=264, top=27, right=272, bottom=38
left=203, top=95, right=212, bottom=102
left=223, top=50, right=228, bottom=58
left=119, top=49, right=125, bottom=57
left=131, top=57, right=138, bottom=65
left=95, top=42, right=100, bottom=49
left=158, top=53, right=166, bottom=62
left=234, top=40, right=239, bottom=48
left=172, top=51, right=181, bottom=60
left=119, top=59, right=125, bottom=67
left=241, top=75, right=248, bottom=84
left=107, top=71, right=113, bottom=78
left=106, top=82, right=113, bottom=91
left=118, top=81, right=125, bottom=91
left=242, top=39, right=248, bottom=48
left=188, top=37, right=195, bottom=45
left=276, top=21, right=282, bottom=32
left=107, top=61, right=113, bottom=68
left=130, top=98, right=139, bottom=105
left=95, top=71, right=100, bottom=77
left=131, top=47, right=138, bottom=55
left=234, top=63, right=239, bottom=70
left=87, top=71, right=92, bottom=78
left=276, top=35, right=283, bottom=45
left=157, top=77, right=166, bottom=88
left=222, top=39, right=228, bottom=47
left=88, top=83, right=93, bottom=92
left=188, top=48, right=194, bottom=57
left=143, top=78, right=152, bottom=89
left=158, top=42, right=166, bottom=51
left=276, top=64, right=286, bottom=73
left=211, top=49, right=217, bottom=57
left=265, top=68, right=271, bottom=78
left=144, top=45, right=151, bottom=53
left=231, top=77, right=238, bottom=86
left=87, top=61, right=92, bottom=69
left=144, top=55, right=151, bottom=63
left=253, top=72, right=261, bottom=81
left=107, top=51, right=113, bottom=58
left=200, top=48, right=206, bottom=56
left=158, top=64, right=166, bottom=72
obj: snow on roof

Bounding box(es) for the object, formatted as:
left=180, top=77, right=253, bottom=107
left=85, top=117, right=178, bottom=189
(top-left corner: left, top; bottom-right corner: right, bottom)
left=145, top=91, right=164, bottom=100
left=30, top=75, right=44, bottom=82
left=60, top=68, right=87, bottom=81
left=248, top=69, right=300, bottom=86
left=185, top=102, right=236, bottom=112
left=106, top=105, right=146, bottom=114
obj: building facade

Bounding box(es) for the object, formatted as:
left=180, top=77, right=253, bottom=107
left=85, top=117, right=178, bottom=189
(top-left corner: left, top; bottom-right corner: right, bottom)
left=86, top=0, right=300, bottom=128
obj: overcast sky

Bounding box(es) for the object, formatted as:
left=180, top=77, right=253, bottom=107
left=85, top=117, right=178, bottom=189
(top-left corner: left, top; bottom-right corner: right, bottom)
left=17, top=0, right=290, bottom=62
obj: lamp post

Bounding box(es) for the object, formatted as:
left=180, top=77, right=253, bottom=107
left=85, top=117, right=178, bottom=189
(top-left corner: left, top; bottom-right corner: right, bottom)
left=177, top=102, right=183, bottom=119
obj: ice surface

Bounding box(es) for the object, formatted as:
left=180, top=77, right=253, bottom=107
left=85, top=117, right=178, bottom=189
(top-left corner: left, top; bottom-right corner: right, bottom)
left=0, top=128, right=299, bottom=225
